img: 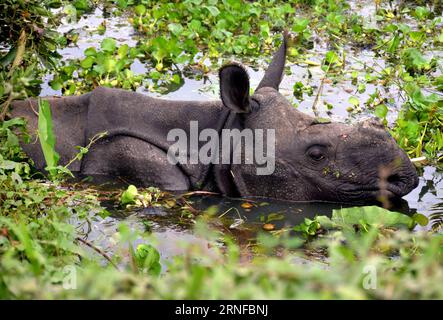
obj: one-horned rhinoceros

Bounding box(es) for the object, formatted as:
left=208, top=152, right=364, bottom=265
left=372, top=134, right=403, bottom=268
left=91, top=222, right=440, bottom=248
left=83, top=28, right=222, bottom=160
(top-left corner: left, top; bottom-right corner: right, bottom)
left=10, top=33, right=418, bottom=203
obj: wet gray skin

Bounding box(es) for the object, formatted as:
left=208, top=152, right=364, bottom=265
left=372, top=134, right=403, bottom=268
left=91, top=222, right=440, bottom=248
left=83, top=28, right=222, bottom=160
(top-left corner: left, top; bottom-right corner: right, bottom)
left=10, top=32, right=418, bottom=203
left=232, top=86, right=419, bottom=202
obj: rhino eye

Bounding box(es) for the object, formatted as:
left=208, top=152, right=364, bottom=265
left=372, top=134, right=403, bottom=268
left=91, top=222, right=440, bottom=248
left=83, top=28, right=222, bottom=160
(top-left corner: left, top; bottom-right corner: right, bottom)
left=306, top=146, right=326, bottom=162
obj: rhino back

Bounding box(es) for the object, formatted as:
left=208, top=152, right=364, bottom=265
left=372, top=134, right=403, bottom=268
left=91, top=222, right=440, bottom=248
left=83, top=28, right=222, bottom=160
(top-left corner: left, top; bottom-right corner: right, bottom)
left=10, top=94, right=90, bottom=172
left=86, top=86, right=229, bottom=186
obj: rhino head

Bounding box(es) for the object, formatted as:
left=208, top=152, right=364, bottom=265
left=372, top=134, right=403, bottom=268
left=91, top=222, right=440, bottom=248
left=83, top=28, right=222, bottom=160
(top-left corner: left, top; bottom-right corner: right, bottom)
left=218, top=34, right=419, bottom=203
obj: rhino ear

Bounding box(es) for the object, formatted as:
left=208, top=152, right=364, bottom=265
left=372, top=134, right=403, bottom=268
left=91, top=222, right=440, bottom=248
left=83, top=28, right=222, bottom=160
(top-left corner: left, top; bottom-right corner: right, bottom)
left=219, top=63, right=251, bottom=113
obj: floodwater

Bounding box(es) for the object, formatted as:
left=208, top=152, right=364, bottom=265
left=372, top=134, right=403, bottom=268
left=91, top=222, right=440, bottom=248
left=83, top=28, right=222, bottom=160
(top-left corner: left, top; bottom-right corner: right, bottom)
left=41, top=2, right=442, bottom=261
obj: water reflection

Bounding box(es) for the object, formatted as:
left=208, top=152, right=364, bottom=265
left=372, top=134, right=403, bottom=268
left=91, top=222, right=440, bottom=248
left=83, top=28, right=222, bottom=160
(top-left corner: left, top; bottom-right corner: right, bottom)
left=189, top=194, right=414, bottom=230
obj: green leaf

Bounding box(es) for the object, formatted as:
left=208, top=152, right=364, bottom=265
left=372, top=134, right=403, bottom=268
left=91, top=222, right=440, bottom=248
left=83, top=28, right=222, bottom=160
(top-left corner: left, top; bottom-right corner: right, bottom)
left=0, top=157, right=19, bottom=170
left=206, top=6, right=220, bottom=16
left=49, top=78, right=63, bottom=90
left=0, top=47, right=17, bottom=67
left=325, top=51, right=339, bottom=64
left=116, top=0, right=128, bottom=9
left=168, top=23, right=183, bottom=36
left=412, top=213, right=429, bottom=226
left=134, top=244, right=161, bottom=276
left=189, top=19, right=203, bottom=33
left=134, top=4, right=146, bottom=15
left=409, top=31, right=424, bottom=42
left=292, top=18, right=309, bottom=33
left=315, top=215, right=335, bottom=229
left=402, top=48, right=433, bottom=73
left=117, top=44, right=129, bottom=59
left=313, top=117, right=331, bottom=124
left=387, top=35, right=400, bottom=54
left=80, top=56, right=95, bottom=69
left=37, top=99, right=60, bottom=177
left=84, top=47, right=97, bottom=56
left=121, top=185, right=138, bottom=205
left=414, top=6, right=429, bottom=20
left=101, top=38, right=117, bottom=53
left=332, top=206, right=415, bottom=229
left=293, top=217, right=321, bottom=238
left=73, top=0, right=90, bottom=11
left=348, top=96, right=360, bottom=106
left=102, top=57, right=117, bottom=73
left=375, top=104, right=388, bottom=119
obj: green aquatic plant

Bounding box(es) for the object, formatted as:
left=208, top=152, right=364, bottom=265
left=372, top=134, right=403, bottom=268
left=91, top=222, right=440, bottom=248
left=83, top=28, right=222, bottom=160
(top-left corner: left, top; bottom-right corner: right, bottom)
left=51, top=38, right=144, bottom=94
left=0, top=0, right=66, bottom=121
left=132, top=244, right=161, bottom=276
left=391, top=83, right=443, bottom=163
left=37, top=100, right=60, bottom=177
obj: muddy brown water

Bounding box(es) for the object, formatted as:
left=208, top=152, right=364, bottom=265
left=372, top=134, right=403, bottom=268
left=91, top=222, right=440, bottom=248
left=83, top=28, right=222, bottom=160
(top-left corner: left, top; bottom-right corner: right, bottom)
left=40, top=4, right=442, bottom=261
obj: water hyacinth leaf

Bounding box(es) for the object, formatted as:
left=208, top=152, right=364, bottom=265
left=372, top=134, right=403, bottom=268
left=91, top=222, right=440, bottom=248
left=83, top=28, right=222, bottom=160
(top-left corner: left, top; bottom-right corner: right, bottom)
left=101, top=38, right=117, bottom=53
left=409, top=31, right=424, bottom=42
left=37, top=99, right=60, bottom=176
left=325, top=51, right=339, bottom=65
left=332, top=206, right=415, bottom=229
left=375, top=104, right=388, bottom=120
left=134, top=4, right=146, bottom=15
left=73, top=0, right=90, bottom=11
left=49, top=78, right=63, bottom=90
left=0, top=47, right=17, bottom=67
left=315, top=215, right=335, bottom=229
left=205, top=6, right=220, bottom=17
left=387, top=35, right=400, bottom=54
left=80, top=56, right=95, bottom=69
left=189, top=19, right=203, bottom=33
left=116, top=0, right=128, bottom=9
left=103, top=57, right=117, bottom=73
left=121, top=185, right=138, bottom=205
left=293, top=217, right=321, bottom=238
left=414, top=6, right=430, bottom=20
left=402, top=48, right=433, bottom=73
left=168, top=23, right=184, bottom=36
left=348, top=96, right=360, bottom=106
left=412, top=213, right=429, bottom=227
left=84, top=47, right=97, bottom=56
left=292, top=18, right=309, bottom=33
left=63, top=4, right=77, bottom=22
left=118, top=44, right=129, bottom=59
left=0, top=156, right=18, bottom=170
left=134, top=244, right=161, bottom=276
left=397, top=23, right=411, bottom=34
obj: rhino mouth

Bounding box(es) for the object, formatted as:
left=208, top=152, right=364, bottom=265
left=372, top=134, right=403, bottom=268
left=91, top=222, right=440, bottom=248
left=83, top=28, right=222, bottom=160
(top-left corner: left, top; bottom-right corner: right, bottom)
left=341, top=184, right=409, bottom=202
